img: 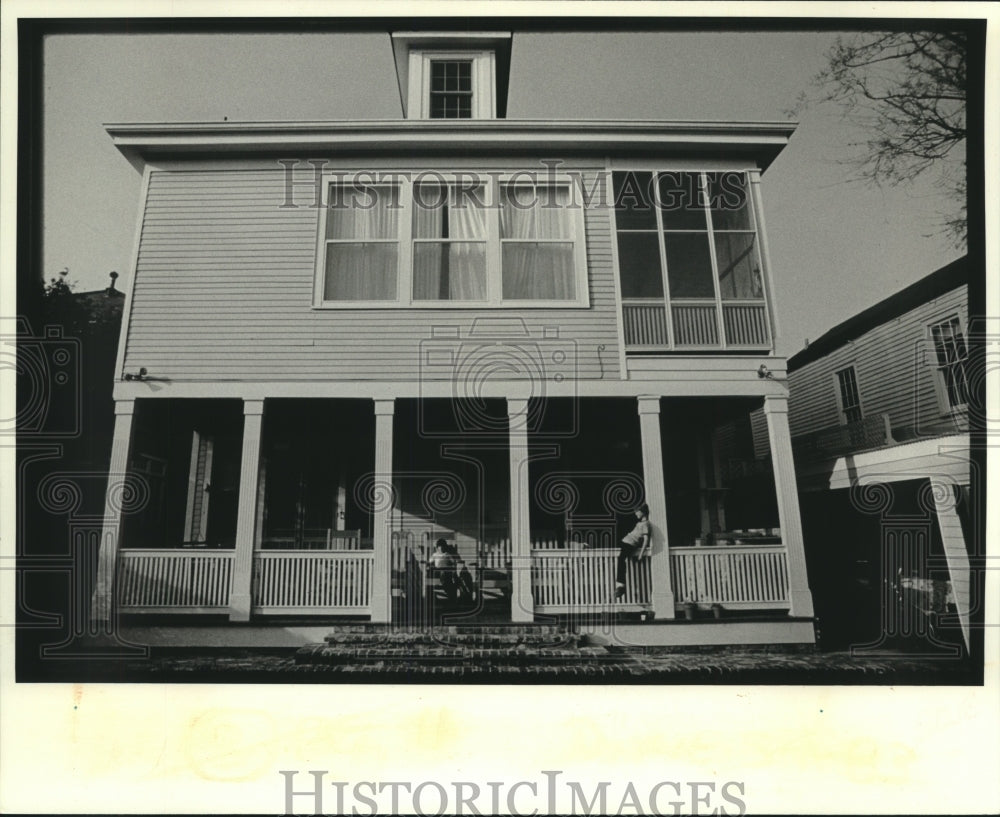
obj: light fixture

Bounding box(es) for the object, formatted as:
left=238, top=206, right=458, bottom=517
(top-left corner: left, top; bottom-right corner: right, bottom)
left=123, top=367, right=148, bottom=382
left=757, top=364, right=773, bottom=379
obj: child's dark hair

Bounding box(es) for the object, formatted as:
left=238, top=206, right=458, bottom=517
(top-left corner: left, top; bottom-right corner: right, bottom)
left=636, top=503, right=649, bottom=518
left=435, top=538, right=448, bottom=550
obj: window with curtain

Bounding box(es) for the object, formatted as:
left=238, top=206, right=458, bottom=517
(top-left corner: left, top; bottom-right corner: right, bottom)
left=323, top=184, right=399, bottom=301
left=315, top=175, right=587, bottom=307
left=412, top=182, right=487, bottom=301
left=708, top=172, right=764, bottom=300
left=500, top=184, right=576, bottom=300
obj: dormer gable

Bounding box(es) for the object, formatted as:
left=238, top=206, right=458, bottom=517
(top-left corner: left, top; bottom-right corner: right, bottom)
left=390, top=31, right=512, bottom=119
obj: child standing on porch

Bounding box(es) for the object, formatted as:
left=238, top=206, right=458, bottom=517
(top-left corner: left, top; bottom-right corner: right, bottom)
left=615, top=504, right=650, bottom=599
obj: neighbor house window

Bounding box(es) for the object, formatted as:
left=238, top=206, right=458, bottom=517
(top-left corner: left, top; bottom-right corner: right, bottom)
left=315, top=175, right=588, bottom=308
left=613, top=170, right=770, bottom=348
left=429, top=60, right=473, bottom=118
left=834, top=366, right=863, bottom=424
left=930, top=315, right=970, bottom=410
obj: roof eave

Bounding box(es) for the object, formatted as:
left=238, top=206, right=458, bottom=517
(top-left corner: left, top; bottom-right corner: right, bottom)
left=105, top=119, right=796, bottom=171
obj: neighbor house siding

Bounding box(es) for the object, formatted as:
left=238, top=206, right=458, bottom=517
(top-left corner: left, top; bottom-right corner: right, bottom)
left=122, top=166, right=621, bottom=382
left=787, top=285, right=968, bottom=440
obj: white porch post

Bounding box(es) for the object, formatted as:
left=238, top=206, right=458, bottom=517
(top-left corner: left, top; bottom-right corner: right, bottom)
left=90, top=400, right=135, bottom=622
left=637, top=396, right=675, bottom=618
left=370, top=399, right=395, bottom=623
left=763, top=394, right=815, bottom=617
left=507, top=398, right=534, bottom=622
left=229, top=399, right=264, bottom=621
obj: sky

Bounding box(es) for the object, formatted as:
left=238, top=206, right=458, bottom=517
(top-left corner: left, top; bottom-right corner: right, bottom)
left=41, top=28, right=968, bottom=357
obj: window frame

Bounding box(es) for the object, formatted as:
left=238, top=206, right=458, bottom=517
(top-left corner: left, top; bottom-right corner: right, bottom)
left=928, top=313, right=970, bottom=415
left=313, top=172, right=590, bottom=310
left=832, top=364, right=863, bottom=425
left=409, top=49, right=495, bottom=120
left=610, top=167, right=771, bottom=350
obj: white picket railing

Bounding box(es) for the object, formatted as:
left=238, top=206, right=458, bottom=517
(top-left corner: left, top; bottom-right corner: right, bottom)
left=531, top=548, right=652, bottom=613
left=670, top=545, right=789, bottom=609
left=117, top=549, right=233, bottom=612
left=252, top=551, right=373, bottom=614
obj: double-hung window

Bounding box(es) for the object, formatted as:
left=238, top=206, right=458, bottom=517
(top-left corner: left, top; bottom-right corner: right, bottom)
left=613, top=170, right=770, bottom=349
left=321, top=184, right=400, bottom=302
left=315, top=174, right=588, bottom=308
left=428, top=60, right=473, bottom=119
left=929, top=315, right=970, bottom=411
left=412, top=181, right=488, bottom=301
left=834, top=366, right=863, bottom=424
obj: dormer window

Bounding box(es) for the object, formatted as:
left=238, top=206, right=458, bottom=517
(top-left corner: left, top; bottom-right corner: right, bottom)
left=429, top=60, right=473, bottom=118
left=391, top=32, right=511, bottom=120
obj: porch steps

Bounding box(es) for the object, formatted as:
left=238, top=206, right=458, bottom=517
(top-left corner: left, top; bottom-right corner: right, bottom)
left=294, top=624, right=642, bottom=674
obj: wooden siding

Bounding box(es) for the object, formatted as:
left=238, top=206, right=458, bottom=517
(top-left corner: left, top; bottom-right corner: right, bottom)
left=787, top=286, right=968, bottom=440
left=123, top=167, right=621, bottom=382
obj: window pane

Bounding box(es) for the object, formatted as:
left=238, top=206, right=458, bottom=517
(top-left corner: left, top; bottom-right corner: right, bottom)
left=665, top=232, right=715, bottom=298
left=326, top=185, right=399, bottom=240
left=502, top=242, right=576, bottom=300
left=708, top=172, right=752, bottom=231
left=413, top=183, right=487, bottom=239
left=613, top=171, right=657, bottom=230
left=715, top=232, right=764, bottom=299
left=615, top=232, right=663, bottom=298
left=658, top=172, right=707, bottom=230
left=324, top=243, right=397, bottom=300
left=413, top=242, right=487, bottom=300
left=501, top=185, right=572, bottom=239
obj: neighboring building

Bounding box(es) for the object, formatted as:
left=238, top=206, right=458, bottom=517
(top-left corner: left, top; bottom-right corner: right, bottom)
left=91, top=32, right=816, bottom=648
left=787, top=257, right=971, bottom=652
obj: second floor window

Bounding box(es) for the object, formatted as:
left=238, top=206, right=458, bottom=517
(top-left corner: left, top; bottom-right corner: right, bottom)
left=429, top=60, right=473, bottom=118
left=614, top=170, right=769, bottom=349
left=835, top=366, right=863, bottom=424
left=930, top=315, right=970, bottom=410
left=316, top=176, right=588, bottom=308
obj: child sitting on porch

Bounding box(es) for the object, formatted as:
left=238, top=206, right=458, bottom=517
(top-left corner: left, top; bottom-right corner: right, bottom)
left=615, top=504, right=650, bottom=599
left=430, top=539, right=475, bottom=602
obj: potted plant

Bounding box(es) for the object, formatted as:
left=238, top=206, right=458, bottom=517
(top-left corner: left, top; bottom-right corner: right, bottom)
left=683, top=596, right=697, bottom=621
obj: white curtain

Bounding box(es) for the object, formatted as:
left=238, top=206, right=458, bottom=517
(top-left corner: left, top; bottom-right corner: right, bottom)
left=714, top=232, right=763, bottom=299
left=500, top=185, right=575, bottom=300
left=413, top=184, right=486, bottom=300
left=324, top=186, right=398, bottom=300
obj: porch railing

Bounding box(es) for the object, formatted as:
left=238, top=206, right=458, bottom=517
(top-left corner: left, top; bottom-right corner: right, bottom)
left=531, top=548, right=652, bottom=613
left=792, top=413, right=895, bottom=460
left=252, top=550, right=373, bottom=614
left=669, top=545, right=789, bottom=609
left=622, top=299, right=770, bottom=350
left=117, top=549, right=233, bottom=613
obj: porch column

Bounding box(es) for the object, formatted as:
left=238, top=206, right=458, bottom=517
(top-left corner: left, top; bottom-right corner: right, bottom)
left=763, top=394, right=815, bottom=617
left=507, top=398, right=534, bottom=622
left=90, top=400, right=135, bottom=622
left=637, top=396, right=675, bottom=618
left=370, top=399, right=394, bottom=623
left=229, top=399, right=264, bottom=621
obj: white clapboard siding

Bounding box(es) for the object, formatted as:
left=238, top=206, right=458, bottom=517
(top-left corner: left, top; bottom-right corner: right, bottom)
left=123, top=168, right=620, bottom=381
left=788, top=286, right=968, bottom=439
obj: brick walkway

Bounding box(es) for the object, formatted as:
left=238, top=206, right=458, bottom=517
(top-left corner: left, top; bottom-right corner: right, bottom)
left=48, top=646, right=978, bottom=684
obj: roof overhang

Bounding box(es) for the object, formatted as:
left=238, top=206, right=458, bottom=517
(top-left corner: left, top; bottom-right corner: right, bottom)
left=105, top=119, right=796, bottom=172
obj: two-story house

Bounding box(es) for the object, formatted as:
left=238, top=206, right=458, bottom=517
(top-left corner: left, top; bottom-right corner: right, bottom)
left=90, top=32, right=816, bottom=648
left=787, top=256, right=971, bottom=653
